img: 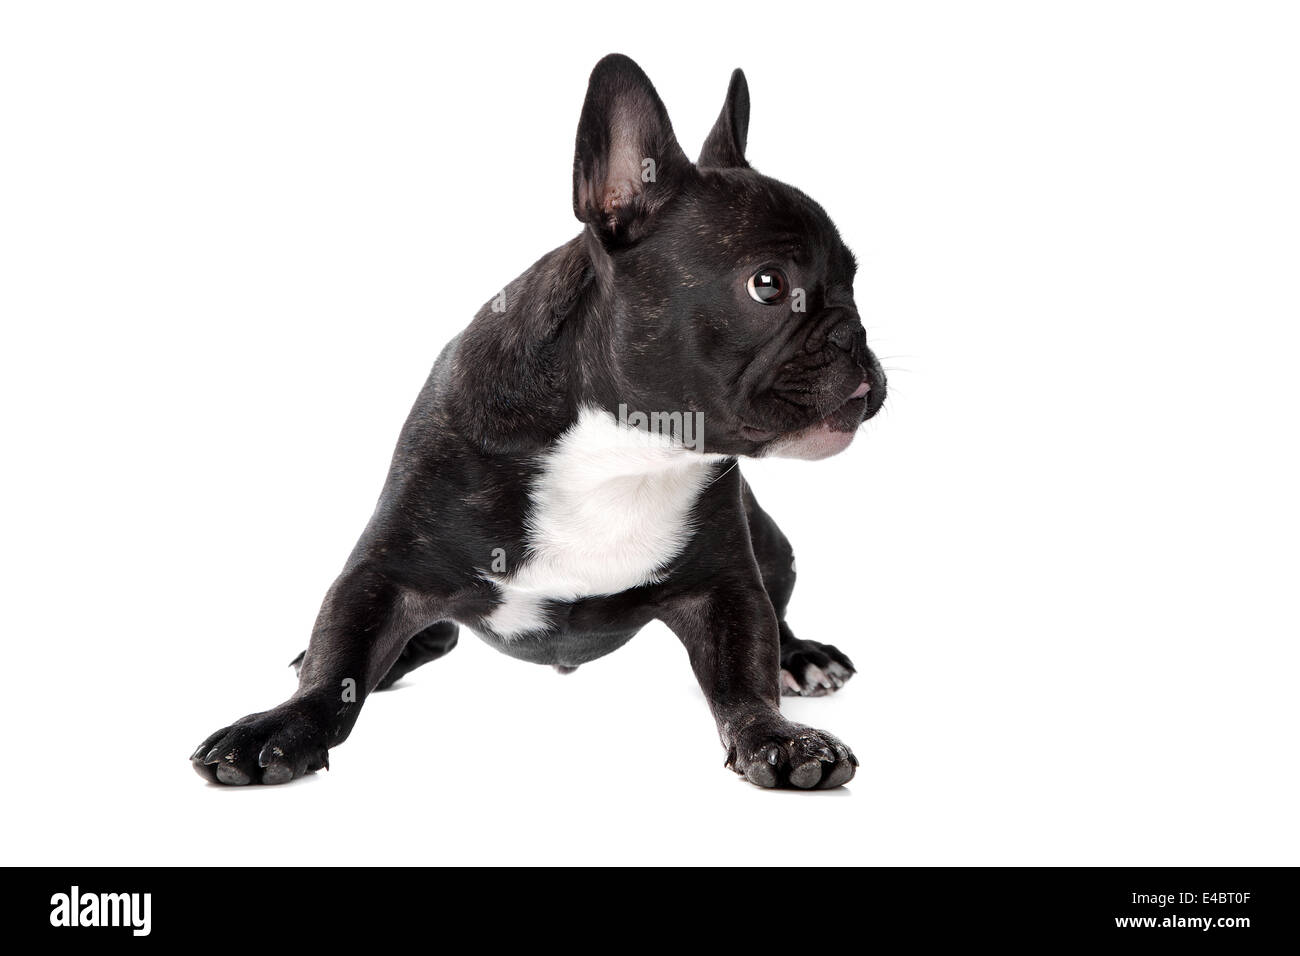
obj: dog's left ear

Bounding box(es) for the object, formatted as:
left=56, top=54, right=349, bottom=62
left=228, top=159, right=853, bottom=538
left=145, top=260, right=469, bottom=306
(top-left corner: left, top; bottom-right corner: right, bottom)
left=573, top=54, right=692, bottom=246
left=698, top=69, right=750, bottom=169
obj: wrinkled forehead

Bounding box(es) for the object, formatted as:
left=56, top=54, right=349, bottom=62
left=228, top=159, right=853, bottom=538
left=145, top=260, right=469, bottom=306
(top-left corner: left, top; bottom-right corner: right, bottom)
left=666, top=168, right=853, bottom=276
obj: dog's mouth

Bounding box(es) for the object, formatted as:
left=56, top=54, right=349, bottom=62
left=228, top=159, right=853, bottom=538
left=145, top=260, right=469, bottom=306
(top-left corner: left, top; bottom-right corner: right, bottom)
left=741, top=380, right=870, bottom=455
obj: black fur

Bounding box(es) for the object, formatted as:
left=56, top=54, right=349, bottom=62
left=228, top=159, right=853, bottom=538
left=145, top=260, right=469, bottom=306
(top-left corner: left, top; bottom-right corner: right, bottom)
left=192, top=54, right=886, bottom=790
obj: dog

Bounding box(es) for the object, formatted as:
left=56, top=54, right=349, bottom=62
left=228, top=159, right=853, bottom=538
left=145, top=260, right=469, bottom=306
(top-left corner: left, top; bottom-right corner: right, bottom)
left=192, top=54, right=886, bottom=790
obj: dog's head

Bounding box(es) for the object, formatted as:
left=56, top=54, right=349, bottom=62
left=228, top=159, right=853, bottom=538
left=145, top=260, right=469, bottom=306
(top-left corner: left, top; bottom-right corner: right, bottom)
left=573, top=54, right=885, bottom=460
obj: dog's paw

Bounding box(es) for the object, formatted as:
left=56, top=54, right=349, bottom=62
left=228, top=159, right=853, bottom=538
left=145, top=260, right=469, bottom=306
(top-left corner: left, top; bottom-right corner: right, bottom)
left=726, top=718, right=857, bottom=789
left=191, top=705, right=330, bottom=786
left=780, top=638, right=855, bottom=697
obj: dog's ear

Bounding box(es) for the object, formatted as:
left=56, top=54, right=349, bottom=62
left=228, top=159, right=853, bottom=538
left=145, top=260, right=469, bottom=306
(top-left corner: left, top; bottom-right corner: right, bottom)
left=698, top=69, right=750, bottom=169
left=573, top=54, right=692, bottom=246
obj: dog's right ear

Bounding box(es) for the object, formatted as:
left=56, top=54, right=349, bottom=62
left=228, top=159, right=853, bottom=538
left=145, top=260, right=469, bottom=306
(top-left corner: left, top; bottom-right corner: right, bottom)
left=573, top=54, right=691, bottom=247
left=698, top=69, right=750, bottom=169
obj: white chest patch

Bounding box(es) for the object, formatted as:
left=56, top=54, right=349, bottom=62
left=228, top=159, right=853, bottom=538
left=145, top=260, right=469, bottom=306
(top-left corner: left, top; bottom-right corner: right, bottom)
left=483, top=406, right=728, bottom=639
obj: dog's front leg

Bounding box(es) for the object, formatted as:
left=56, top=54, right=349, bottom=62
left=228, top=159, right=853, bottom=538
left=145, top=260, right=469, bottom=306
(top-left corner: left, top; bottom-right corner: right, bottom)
left=191, top=562, right=439, bottom=785
left=663, top=580, right=857, bottom=789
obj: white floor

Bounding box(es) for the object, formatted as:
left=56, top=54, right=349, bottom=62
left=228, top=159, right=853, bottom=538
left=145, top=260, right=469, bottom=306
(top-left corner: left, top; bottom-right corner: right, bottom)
left=14, top=431, right=1299, bottom=865
left=21, top=584, right=1300, bottom=866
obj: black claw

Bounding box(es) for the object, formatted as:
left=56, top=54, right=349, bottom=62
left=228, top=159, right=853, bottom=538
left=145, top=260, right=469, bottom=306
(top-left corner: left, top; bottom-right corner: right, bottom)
left=257, top=744, right=287, bottom=768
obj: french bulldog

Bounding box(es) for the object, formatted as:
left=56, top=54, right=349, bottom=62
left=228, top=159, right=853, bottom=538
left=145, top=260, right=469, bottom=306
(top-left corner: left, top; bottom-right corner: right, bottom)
left=192, top=53, right=886, bottom=790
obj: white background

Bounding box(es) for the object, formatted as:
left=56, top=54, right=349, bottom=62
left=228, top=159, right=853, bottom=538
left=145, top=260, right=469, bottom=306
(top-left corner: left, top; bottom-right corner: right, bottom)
left=2, top=1, right=1297, bottom=866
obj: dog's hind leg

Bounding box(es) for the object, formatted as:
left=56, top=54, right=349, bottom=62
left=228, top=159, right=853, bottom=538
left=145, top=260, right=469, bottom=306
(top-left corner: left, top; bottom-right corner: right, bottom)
left=290, top=620, right=459, bottom=691
left=742, top=477, right=856, bottom=697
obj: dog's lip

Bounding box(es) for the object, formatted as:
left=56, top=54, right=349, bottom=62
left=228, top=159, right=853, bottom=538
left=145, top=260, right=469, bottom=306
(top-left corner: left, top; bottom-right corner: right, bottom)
left=741, top=423, right=780, bottom=442
left=742, top=382, right=870, bottom=443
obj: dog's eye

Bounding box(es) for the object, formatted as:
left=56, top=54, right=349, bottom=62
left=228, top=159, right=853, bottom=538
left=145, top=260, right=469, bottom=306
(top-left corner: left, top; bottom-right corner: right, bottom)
left=746, top=267, right=788, bottom=305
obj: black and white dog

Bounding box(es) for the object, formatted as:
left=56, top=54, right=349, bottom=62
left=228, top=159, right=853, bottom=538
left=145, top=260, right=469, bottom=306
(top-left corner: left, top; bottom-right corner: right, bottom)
left=192, top=54, right=886, bottom=790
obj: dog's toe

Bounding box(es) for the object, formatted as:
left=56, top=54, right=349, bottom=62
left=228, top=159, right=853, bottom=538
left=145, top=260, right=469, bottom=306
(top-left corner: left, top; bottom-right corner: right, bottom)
left=215, top=763, right=251, bottom=786
left=780, top=639, right=856, bottom=697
